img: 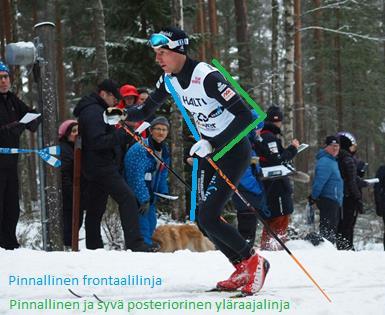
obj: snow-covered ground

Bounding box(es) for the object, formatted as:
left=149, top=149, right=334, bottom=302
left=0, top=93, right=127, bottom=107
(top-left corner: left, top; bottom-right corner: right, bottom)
left=1, top=240, right=384, bottom=315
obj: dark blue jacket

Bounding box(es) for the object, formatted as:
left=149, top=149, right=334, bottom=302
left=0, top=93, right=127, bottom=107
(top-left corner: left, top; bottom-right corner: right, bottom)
left=312, top=149, right=343, bottom=206
left=124, top=138, right=170, bottom=206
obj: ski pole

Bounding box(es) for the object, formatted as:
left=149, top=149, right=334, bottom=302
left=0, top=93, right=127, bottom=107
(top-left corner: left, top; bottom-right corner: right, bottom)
left=204, top=154, right=331, bottom=302
left=119, top=121, right=193, bottom=191
left=163, top=76, right=331, bottom=302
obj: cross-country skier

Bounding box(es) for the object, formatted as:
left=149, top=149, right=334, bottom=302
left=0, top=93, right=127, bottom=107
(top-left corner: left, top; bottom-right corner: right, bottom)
left=122, top=26, right=270, bottom=295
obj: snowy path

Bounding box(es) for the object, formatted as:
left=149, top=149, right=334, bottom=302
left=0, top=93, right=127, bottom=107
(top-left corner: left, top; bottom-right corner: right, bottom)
left=1, top=240, right=384, bottom=314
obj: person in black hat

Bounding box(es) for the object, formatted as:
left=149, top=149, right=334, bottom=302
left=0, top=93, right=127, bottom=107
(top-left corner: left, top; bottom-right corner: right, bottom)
left=336, top=131, right=368, bottom=250
left=254, top=105, right=300, bottom=250
left=122, top=26, right=270, bottom=296
left=73, top=79, right=154, bottom=252
left=0, top=61, right=40, bottom=250
left=310, top=136, right=343, bottom=244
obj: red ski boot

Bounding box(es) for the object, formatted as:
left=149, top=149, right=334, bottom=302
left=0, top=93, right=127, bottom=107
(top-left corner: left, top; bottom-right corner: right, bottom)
left=216, top=261, right=249, bottom=291
left=240, top=253, right=270, bottom=296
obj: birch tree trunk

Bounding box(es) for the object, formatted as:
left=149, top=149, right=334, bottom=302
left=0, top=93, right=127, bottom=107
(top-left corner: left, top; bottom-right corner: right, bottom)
left=294, top=0, right=307, bottom=171
left=335, top=7, right=343, bottom=130
left=283, top=0, right=295, bottom=141
left=271, top=0, right=279, bottom=105
left=313, top=0, right=326, bottom=144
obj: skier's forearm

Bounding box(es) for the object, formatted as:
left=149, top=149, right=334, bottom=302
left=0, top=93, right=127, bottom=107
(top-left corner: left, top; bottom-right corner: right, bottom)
left=126, top=91, right=168, bottom=122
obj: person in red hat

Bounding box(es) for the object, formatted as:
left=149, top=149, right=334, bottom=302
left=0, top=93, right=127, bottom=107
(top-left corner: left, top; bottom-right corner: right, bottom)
left=117, top=84, right=139, bottom=109
left=118, top=84, right=149, bottom=139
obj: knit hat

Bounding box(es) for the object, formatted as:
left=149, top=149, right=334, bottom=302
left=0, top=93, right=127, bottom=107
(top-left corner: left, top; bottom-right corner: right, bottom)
left=0, top=61, right=10, bottom=73
left=150, top=116, right=170, bottom=129
left=98, top=79, right=121, bottom=100
left=325, top=135, right=339, bottom=146
left=58, top=119, right=78, bottom=139
left=266, top=106, right=283, bottom=122
left=120, top=84, right=139, bottom=100
left=149, top=26, right=189, bottom=55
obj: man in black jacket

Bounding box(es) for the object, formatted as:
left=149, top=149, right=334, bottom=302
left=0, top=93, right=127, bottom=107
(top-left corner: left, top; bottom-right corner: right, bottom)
left=0, top=61, right=40, bottom=249
left=336, top=131, right=367, bottom=250
left=255, top=106, right=299, bottom=250
left=73, top=79, right=153, bottom=251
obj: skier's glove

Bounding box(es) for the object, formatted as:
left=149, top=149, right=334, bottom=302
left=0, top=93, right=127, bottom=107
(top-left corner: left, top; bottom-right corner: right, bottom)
left=138, top=201, right=150, bottom=215
left=103, top=107, right=127, bottom=125
left=189, top=139, right=213, bottom=158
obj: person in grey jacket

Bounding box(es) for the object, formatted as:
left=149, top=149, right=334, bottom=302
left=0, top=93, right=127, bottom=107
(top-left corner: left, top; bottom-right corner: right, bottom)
left=310, top=136, right=343, bottom=244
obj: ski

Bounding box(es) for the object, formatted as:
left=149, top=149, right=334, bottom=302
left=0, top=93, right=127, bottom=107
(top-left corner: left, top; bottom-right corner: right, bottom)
left=68, top=289, right=103, bottom=302
left=230, top=292, right=253, bottom=298
left=205, top=287, right=237, bottom=293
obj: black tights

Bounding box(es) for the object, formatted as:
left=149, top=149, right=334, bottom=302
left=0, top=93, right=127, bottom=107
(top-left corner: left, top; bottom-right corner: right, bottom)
left=197, top=138, right=253, bottom=264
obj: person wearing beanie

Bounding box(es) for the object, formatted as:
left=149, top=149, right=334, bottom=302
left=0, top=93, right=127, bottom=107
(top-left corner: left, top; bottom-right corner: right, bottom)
left=254, top=105, right=300, bottom=251
left=310, top=135, right=343, bottom=244
left=124, top=116, right=170, bottom=251
left=336, top=131, right=368, bottom=250
left=73, top=79, right=154, bottom=252
left=0, top=60, right=40, bottom=250
left=58, top=120, right=85, bottom=248
left=124, top=26, right=269, bottom=296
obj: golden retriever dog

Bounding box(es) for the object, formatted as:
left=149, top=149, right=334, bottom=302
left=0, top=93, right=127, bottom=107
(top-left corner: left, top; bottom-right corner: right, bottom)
left=152, top=224, right=215, bottom=252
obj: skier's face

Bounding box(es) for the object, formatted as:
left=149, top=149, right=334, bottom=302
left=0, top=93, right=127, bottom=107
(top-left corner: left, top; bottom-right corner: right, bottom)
left=0, top=71, right=10, bottom=93
left=154, top=48, right=186, bottom=74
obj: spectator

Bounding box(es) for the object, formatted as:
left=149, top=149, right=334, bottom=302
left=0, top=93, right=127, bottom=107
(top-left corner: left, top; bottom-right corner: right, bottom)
left=336, top=131, right=368, bottom=250
left=118, top=84, right=139, bottom=108
left=374, top=165, right=385, bottom=250
left=255, top=106, right=300, bottom=250
left=0, top=61, right=40, bottom=250
left=310, top=136, right=343, bottom=244
left=137, top=88, right=149, bottom=105
left=124, top=116, right=170, bottom=250
left=58, top=119, right=85, bottom=248
left=73, top=79, right=153, bottom=251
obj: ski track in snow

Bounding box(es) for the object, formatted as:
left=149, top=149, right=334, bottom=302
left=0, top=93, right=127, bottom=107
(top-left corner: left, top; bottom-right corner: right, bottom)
left=1, top=240, right=384, bottom=315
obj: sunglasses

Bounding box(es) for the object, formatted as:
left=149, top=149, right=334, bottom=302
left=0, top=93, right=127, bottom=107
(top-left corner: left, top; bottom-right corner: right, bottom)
left=0, top=74, right=9, bottom=80
left=148, top=33, right=188, bottom=49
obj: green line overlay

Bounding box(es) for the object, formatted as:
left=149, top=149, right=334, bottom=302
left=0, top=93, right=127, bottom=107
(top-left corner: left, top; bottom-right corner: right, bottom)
left=211, top=59, right=266, bottom=161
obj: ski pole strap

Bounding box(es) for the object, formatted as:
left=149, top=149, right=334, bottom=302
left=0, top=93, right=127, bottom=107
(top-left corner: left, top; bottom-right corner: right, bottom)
left=0, top=146, right=61, bottom=168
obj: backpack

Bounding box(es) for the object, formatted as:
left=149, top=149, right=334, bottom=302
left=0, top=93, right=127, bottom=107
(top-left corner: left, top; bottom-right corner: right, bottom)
left=374, top=165, right=385, bottom=217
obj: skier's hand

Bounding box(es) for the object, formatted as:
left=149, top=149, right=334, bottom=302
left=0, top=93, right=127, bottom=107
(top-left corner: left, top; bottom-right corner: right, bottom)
left=138, top=201, right=150, bottom=215
left=189, top=139, right=213, bottom=158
